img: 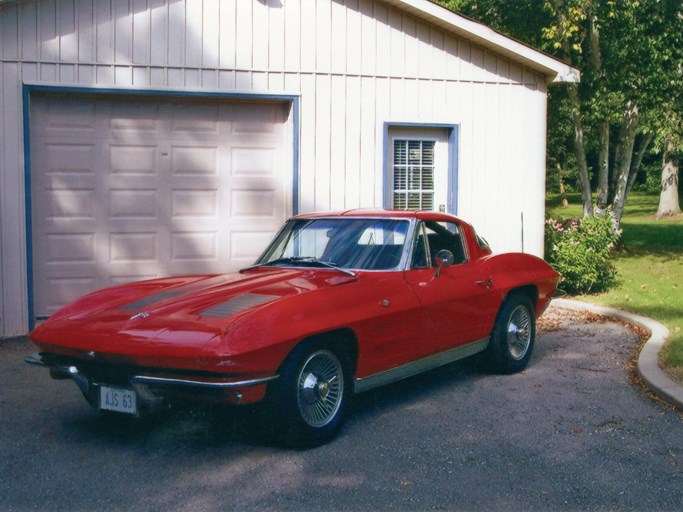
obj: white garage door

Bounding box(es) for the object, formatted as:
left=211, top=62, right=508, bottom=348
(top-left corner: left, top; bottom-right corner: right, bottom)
left=30, top=94, right=292, bottom=319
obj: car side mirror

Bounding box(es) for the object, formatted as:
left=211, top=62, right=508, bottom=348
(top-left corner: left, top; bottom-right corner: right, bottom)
left=434, top=249, right=454, bottom=277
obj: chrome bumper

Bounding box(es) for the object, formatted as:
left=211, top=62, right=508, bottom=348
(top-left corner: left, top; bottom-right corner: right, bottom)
left=25, top=353, right=278, bottom=407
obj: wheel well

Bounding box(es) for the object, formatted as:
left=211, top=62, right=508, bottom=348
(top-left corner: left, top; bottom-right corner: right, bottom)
left=291, top=328, right=359, bottom=374
left=505, top=285, right=539, bottom=308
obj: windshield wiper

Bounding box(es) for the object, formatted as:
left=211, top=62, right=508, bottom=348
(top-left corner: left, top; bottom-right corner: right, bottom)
left=240, top=257, right=357, bottom=278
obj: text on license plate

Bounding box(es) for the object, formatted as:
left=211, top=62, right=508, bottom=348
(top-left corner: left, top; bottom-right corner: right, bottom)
left=100, top=386, right=137, bottom=415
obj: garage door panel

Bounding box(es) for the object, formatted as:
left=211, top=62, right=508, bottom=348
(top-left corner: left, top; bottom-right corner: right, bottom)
left=42, top=143, right=97, bottom=174
left=171, top=189, right=219, bottom=218
left=45, top=233, right=97, bottom=264
left=110, top=145, right=159, bottom=175
left=230, top=189, right=280, bottom=218
left=230, top=103, right=286, bottom=135
left=31, top=94, right=291, bottom=319
left=38, top=98, right=97, bottom=133
left=170, top=103, right=221, bottom=134
left=171, top=232, right=219, bottom=263
left=110, top=103, right=161, bottom=132
left=171, top=146, right=218, bottom=175
left=109, top=189, right=158, bottom=219
left=44, top=188, right=97, bottom=221
left=109, top=233, right=159, bottom=263
left=231, top=147, right=277, bottom=176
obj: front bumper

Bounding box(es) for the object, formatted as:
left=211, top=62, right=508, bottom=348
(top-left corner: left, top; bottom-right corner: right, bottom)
left=25, top=353, right=278, bottom=412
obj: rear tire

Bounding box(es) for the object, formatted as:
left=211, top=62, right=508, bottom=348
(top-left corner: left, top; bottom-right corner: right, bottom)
left=485, top=292, right=536, bottom=374
left=264, top=341, right=352, bottom=447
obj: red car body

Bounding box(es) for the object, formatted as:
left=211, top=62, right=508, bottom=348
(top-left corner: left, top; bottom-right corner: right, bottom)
left=27, top=209, right=559, bottom=445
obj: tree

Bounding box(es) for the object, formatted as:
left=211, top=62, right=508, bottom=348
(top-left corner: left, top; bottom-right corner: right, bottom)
left=438, top=0, right=683, bottom=228
left=652, top=8, right=683, bottom=220
left=655, top=137, right=681, bottom=219
left=542, top=0, right=683, bottom=228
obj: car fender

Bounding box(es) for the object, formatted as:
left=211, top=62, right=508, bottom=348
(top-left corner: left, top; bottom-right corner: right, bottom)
left=479, top=253, right=560, bottom=316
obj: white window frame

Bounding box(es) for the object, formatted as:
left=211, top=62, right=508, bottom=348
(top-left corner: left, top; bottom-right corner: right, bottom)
left=383, top=123, right=459, bottom=214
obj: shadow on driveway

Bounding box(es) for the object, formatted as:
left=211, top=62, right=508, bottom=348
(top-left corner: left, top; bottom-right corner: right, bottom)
left=1, top=304, right=682, bottom=511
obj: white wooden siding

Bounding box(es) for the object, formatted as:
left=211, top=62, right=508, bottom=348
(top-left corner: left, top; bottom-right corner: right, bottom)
left=0, top=0, right=549, bottom=335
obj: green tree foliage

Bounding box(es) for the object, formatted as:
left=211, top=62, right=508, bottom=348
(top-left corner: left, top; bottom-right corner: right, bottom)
left=437, top=0, right=683, bottom=227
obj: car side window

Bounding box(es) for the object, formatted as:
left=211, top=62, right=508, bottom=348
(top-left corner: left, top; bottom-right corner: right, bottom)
left=424, top=221, right=468, bottom=266
left=411, top=223, right=430, bottom=269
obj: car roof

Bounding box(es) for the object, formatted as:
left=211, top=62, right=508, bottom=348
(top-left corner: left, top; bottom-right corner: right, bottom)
left=292, top=208, right=464, bottom=223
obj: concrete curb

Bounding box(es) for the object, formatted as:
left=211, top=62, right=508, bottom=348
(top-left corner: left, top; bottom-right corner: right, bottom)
left=551, top=298, right=683, bottom=410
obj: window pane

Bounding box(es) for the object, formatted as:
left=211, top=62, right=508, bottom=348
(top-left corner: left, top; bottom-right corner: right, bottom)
left=392, top=139, right=436, bottom=211
left=421, top=168, right=434, bottom=189
left=422, top=144, right=434, bottom=165
left=408, top=141, right=421, bottom=164
left=421, top=192, right=434, bottom=210
left=393, top=168, right=406, bottom=190
left=394, top=140, right=407, bottom=165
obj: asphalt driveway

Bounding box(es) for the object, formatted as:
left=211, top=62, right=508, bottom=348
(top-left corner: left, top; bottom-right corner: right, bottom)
left=1, top=304, right=682, bottom=511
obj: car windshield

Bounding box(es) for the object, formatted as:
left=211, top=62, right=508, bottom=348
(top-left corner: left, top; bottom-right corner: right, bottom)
left=255, top=218, right=410, bottom=271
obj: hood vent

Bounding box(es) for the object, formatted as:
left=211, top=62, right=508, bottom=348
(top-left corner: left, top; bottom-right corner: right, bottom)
left=120, top=290, right=186, bottom=311
left=199, top=294, right=279, bottom=318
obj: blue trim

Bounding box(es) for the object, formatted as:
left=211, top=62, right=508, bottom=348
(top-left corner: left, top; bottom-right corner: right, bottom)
left=448, top=125, right=460, bottom=214
left=22, top=84, right=300, bottom=103
left=22, top=84, right=301, bottom=328
left=383, top=122, right=460, bottom=214
left=22, top=85, right=35, bottom=330
left=291, top=97, right=300, bottom=215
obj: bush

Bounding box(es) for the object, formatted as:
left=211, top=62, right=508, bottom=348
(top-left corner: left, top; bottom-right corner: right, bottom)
left=544, top=212, right=621, bottom=294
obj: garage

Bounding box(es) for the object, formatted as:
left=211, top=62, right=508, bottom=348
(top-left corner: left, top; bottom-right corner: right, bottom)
left=28, top=93, right=293, bottom=319
left=0, top=0, right=577, bottom=336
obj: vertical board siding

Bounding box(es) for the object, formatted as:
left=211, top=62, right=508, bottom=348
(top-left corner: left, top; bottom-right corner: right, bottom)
left=1, top=61, right=27, bottom=334
left=0, top=0, right=548, bottom=335
left=0, top=60, right=5, bottom=336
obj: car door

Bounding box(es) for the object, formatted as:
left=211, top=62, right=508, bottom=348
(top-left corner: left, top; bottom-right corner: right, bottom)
left=403, top=220, right=498, bottom=359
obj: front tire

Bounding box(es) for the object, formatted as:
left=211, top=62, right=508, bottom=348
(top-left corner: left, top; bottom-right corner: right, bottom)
left=265, top=342, right=351, bottom=447
left=485, top=292, right=536, bottom=374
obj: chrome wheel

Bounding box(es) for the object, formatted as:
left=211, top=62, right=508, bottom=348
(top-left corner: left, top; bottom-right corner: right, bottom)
left=297, top=350, right=344, bottom=428
left=486, top=293, right=536, bottom=374
left=506, top=304, right=532, bottom=360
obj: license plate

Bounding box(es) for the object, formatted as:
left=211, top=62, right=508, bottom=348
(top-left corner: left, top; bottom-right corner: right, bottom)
left=99, top=385, right=137, bottom=415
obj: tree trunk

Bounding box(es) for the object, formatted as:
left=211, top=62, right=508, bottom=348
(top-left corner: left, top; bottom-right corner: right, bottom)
left=626, top=132, right=652, bottom=200
left=567, top=82, right=594, bottom=217
left=655, top=138, right=682, bottom=219
left=611, top=101, right=639, bottom=230
left=589, top=13, right=610, bottom=218
left=596, top=120, right=610, bottom=216
left=558, top=163, right=569, bottom=208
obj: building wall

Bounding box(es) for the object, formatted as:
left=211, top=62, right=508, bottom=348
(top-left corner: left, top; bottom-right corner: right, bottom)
left=0, top=0, right=548, bottom=335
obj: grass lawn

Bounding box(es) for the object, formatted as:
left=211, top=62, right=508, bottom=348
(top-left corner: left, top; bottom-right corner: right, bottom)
left=546, top=191, right=683, bottom=383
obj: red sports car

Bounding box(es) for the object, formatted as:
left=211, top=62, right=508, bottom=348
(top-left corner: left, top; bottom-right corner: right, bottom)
left=27, top=210, right=559, bottom=445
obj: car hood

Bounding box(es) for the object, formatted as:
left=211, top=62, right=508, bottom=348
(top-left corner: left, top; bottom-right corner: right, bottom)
left=29, top=268, right=357, bottom=359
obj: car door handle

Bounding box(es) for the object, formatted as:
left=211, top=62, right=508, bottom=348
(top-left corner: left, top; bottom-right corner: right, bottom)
left=476, top=279, right=493, bottom=289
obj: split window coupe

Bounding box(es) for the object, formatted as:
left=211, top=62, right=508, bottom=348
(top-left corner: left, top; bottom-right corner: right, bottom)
left=27, top=210, right=559, bottom=446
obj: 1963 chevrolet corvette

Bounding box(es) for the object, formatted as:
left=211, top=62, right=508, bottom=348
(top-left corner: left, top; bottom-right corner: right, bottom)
left=27, top=209, right=559, bottom=445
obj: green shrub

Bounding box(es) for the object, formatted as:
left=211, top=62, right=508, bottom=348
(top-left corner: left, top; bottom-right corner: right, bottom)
left=544, top=212, right=621, bottom=294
